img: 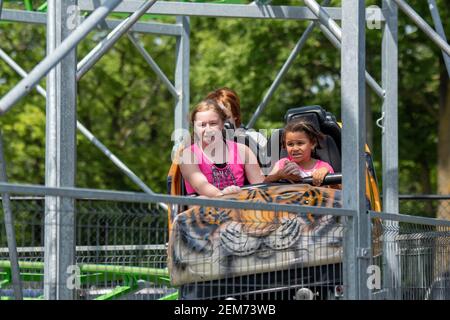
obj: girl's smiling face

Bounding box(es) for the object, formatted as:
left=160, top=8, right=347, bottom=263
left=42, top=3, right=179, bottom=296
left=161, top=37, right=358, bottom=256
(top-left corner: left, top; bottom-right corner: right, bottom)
left=193, top=110, right=224, bottom=146
left=285, top=131, right=316, bottom=164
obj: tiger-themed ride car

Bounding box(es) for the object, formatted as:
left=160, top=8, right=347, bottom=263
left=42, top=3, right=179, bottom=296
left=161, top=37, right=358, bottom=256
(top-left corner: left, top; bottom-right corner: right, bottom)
left=166, top=106, right=381, bottom=300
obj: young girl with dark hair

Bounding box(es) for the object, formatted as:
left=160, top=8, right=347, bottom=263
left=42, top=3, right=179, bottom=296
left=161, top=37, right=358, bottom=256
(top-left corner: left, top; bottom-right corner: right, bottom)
left=266, top=120, right=334, bottom=186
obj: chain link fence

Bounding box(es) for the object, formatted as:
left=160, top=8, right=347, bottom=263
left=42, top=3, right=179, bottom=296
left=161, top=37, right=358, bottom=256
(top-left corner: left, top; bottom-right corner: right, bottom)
left=1, top=195, right=450, bottom=300
left=0, top=192, right=349, bottom=300
left=0, top=197, right=176, bottom=300
left=378, top=195, right=450, bottom=300
left=371, top=214, right=450, bottom=300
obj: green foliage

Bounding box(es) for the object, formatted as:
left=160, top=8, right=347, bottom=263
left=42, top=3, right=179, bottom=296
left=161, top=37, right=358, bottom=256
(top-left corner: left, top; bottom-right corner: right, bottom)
left=0, top=1, right=448, bottom=203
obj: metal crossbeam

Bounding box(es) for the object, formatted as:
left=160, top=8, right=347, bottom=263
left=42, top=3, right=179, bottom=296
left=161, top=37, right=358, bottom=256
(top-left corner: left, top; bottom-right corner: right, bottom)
left=0, top=244, right=167, bottom=253
left=78, top=1, right=385, bottom=22
left=104, top=18, right=181, bottom=36
left=393, top=0, right=450, bottom=57
left=0, top=182, right=356, bottom=217
left=370, top=211, right=450, bottom=228
left=0, top=9, right=47, bottom=23
left=0, top=9, right=182, bottom=35
left=0, top=0, right=122, bottom=114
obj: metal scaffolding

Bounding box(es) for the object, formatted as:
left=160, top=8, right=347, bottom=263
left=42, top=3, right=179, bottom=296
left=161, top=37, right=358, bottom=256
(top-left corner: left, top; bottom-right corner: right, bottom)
left=0, top=0, right=449, bottom=300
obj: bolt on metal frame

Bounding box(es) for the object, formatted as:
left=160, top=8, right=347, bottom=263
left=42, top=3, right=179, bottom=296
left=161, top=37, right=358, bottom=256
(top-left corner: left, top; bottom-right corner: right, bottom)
left=0, top=0, right=449, bottom=300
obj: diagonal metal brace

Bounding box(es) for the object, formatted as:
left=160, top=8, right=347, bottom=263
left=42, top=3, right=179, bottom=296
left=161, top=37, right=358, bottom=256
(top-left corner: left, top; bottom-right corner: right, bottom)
left=0, top=132, right=23, bottom=300
left=304, top=0, right=385, bottom=98
left=393, top=0, right=450, bottom=57
left=127, top=32, right=179, bottom=98
left=246, top=0, right=331, bottom=129
left=0, top=0, right=123, bottom=114
left=427, top=0, right=450, bottom=77
left=76, top=0, right=159, bottom=81
left=0, top=48, right=162, bottom=201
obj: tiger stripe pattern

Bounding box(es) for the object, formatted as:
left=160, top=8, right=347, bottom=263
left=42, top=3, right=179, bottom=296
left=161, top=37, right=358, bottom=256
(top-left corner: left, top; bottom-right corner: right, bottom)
left=168, top=184, right=350, bottom=285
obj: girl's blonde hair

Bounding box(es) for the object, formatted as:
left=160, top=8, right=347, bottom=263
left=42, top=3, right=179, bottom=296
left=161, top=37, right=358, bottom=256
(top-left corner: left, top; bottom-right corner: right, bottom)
left=190, top=99, right=229, bottom=125
left=283, top=120, right=324, bottom=148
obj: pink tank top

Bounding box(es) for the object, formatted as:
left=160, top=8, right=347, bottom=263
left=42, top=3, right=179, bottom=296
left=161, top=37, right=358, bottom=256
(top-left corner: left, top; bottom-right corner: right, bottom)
left=184, top=141, right=245, bottom=194
left=276, top=158, right=334, bottom=178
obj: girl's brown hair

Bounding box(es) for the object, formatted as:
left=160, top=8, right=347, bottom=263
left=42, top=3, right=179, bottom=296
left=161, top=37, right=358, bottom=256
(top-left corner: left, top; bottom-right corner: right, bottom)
left=205, top=87, right=241, bottom=128
left=283, top=120, right=324, bottom=148
left=190, top=99, right=229, bottom=125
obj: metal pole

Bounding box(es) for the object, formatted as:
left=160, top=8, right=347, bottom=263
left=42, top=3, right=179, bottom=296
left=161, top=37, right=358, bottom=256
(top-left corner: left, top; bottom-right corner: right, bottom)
left=316, top=22, right=385, bottom=99
left=0, top=48, right=159, bottom=198
left=76, top=0, right=158, bottom=81
left=304, top=0, right=342, bottom=39
left=316, top=22, right=341, bottom=48
left=393, top=0, right=450, bottom=57
left=80, top=1, right=382, bottom=21
left=382, top=0, right=400, bottom=300
left=0, top=181, right=356, bottom=216
left=304, top=0, right=385, bottom=98
left=173, top=16, right=190, bottom=149
left=44, top=0, right=77, bottom=300
left=0, top=48, right=48, bottom=97
left=0, top=132, right=23, bottom=300
left=127, top=32, right=179, bottom=98
left=76, top=124, right=158, bottom=197
left=427, top=0, right=450, bottom=76
left=246, top=0, right=331, bottom=129
left=341, top=0, right=370, bottom=300
left=0, top=0, right=122, bottom=114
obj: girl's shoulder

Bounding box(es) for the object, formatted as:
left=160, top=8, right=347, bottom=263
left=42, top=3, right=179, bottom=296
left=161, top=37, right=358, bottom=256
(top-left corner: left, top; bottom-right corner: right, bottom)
left=275, top=157, right=290, bottom=169
left=180, top=144, right=199, bottom=165
left=315, top=159, right=334, bottom=173
left=234, top=140, right=250, bottom=153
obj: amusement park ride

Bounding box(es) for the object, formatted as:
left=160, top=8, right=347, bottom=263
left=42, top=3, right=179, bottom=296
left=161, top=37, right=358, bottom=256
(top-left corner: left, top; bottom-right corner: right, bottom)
left=0, top=0, right=449, bottom=300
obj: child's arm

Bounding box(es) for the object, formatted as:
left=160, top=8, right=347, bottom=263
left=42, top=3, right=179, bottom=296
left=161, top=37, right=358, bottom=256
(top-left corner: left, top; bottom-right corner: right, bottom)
left=311, top=162, right=333, bottom=186
left=263, top=162, right=283, bottom=183
left=264, top=160, right=302, bottom=183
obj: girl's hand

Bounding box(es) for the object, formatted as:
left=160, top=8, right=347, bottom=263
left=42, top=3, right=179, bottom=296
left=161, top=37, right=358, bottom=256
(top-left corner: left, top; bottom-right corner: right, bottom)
left=279, top=160, right=301, bottom=182
left=311, top=167, right=329, bottom=186
left=221, top=185, right=242, bottom=195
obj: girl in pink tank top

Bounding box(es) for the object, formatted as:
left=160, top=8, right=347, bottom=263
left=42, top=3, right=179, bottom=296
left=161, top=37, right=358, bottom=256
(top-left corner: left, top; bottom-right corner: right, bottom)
left=184, top=140, right=245, bottom=194
left=180, top=100, right=265, bottom=197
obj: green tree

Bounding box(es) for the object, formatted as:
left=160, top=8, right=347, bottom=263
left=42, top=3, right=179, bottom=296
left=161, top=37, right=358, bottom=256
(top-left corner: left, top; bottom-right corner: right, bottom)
left=0, top=0, right=448, bottom=220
